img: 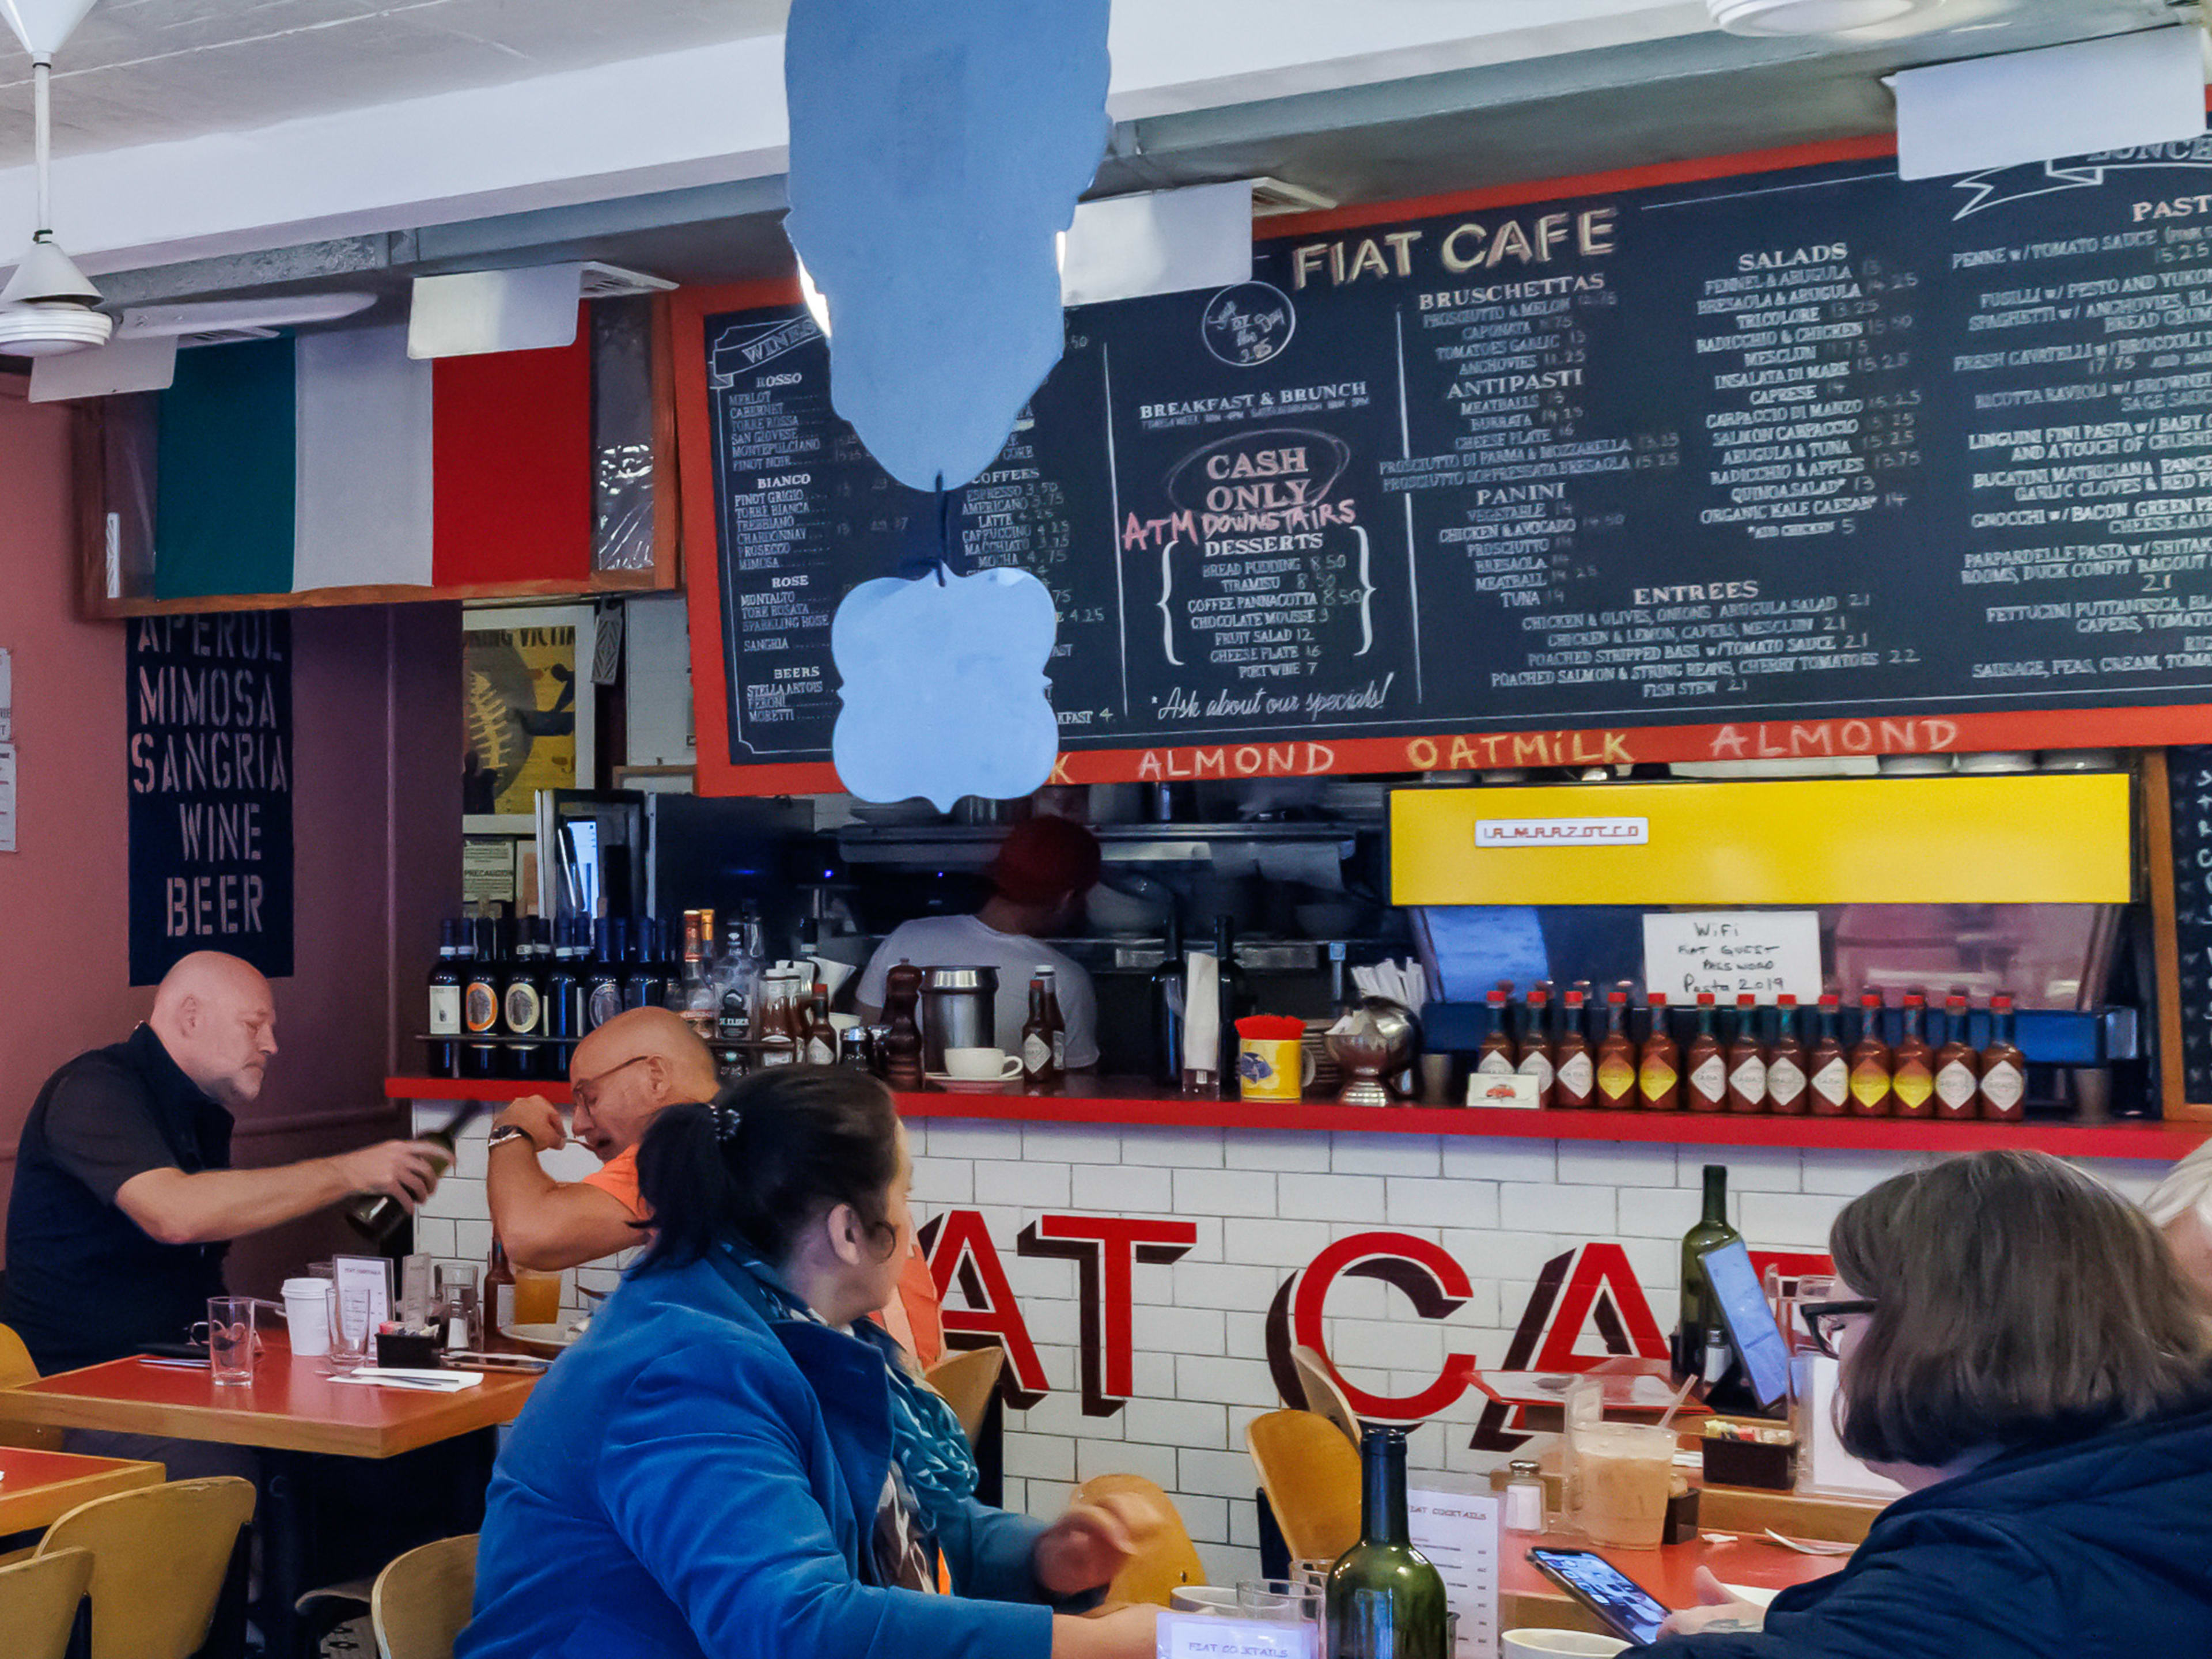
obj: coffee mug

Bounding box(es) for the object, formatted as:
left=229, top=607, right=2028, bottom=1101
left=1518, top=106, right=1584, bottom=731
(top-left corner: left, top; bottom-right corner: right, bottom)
left=943, top=1046, right=1023, bottom=1082
left=1502, top=1631, right=1628, bottom=1658
left=1237, top=1036, right=1316, bottom=1102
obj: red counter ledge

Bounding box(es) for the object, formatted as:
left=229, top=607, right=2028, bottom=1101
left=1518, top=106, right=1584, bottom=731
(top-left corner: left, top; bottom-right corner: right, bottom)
left=384, top=1078, right=2207, bottom=1160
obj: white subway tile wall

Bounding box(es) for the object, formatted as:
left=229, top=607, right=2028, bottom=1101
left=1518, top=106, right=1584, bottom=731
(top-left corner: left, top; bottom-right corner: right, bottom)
left=410, top=1101, right=2175, bottom=1587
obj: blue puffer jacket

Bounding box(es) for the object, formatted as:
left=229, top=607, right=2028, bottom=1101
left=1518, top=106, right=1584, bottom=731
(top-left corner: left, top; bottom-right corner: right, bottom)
left=1649, top=1405, right=2212, bottom=1659
left=456, top=1252, right=1062, bottom=1659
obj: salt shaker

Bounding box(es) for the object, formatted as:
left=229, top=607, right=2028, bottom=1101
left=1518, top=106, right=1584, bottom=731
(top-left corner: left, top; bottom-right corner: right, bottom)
left=1503, top=1458, right=1546, bottom=1532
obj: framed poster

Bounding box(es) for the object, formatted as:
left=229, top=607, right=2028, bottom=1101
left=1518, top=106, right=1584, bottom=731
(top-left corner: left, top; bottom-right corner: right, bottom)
left=463, top=605, right=594, bottom=834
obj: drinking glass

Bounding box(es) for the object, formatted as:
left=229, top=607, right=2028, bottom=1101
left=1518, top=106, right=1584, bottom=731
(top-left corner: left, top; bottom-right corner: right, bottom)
left=512, top=1268, right=563, bottom=1328
left=190, top=1296, right=267, bottom=1385
left=1238, top=1578, right=1324, bottom=1625
left=327, top=1285, right=376, bottom=1374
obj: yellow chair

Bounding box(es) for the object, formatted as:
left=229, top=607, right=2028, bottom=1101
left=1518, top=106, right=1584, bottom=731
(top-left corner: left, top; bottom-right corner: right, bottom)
left=1247, top=1408, right=1361, bottom=1565
left=1291, top=1344, right=1363, bottom=1448
left=926, top=1345, right=1005, bottom=1447
left=1073, top=1474, right=1205, bottom=1607
left=0, top=1546, right=93, bottom=1659
left=0, top=1323, right=64, bottom=1451
left=37, top=1475, right=255, bottom=1659
left=371, top=1533, right=479, bottom=1659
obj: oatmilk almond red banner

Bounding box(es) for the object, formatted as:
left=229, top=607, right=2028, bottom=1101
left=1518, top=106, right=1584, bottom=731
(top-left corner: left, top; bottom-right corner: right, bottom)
left=149, top=322, right=590, bottom=601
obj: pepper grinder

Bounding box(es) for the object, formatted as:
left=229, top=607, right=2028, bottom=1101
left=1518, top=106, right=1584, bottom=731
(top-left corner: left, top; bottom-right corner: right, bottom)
left=880, top=961, right=926, bottom=1090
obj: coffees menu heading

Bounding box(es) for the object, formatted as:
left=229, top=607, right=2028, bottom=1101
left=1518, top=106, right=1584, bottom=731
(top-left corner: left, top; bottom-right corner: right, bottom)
left=690, top=138, right=2212, bottom=786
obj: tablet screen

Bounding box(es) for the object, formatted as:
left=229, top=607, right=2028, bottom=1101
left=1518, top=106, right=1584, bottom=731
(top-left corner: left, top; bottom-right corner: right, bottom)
left=1699, top=1237, right=1793, bottom=1410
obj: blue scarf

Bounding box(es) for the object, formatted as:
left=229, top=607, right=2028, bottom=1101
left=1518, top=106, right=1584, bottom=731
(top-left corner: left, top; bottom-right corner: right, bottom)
left=726, top=1248, right=980, bottom=1535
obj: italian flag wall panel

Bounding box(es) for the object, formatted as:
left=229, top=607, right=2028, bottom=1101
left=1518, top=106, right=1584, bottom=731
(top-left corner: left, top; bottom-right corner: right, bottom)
left=150, top=319, right=590, bottom=601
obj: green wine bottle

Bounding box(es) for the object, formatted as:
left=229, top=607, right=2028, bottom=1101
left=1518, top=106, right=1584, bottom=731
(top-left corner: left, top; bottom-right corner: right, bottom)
left=1674, top=1162, right=1742, bottom=1379
left=1325, top=1425, right=1449, bottom=1659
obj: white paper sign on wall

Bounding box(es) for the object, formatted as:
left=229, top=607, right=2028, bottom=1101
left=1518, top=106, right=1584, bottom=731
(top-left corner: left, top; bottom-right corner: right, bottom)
left=0, top=645, right=13, bottom=742
left=0, top=743, right=16, bottom=854
left=1642, top=910, right=1821, bottom=1005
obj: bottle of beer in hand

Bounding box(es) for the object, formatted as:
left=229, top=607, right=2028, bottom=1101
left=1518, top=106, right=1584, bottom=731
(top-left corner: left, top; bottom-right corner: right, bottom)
left=1327, top=1425, right=1449, bottom=1659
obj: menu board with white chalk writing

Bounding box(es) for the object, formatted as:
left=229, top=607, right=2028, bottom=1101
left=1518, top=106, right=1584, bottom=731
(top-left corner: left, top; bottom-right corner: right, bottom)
left=698, top=139, right=2212, bottom=774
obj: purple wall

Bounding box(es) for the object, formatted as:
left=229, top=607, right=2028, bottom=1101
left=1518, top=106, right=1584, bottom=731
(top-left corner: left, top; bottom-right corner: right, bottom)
left=0, top=380, right=463, bottom=1295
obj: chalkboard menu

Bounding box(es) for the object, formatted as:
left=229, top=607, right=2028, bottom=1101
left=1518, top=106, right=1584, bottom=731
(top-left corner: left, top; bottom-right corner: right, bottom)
left=692, top=140, right=2212, bottom=779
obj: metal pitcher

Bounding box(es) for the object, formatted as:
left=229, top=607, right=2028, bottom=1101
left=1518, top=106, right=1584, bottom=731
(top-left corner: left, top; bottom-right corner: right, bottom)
left=920, top=965, right=999, bottom=1074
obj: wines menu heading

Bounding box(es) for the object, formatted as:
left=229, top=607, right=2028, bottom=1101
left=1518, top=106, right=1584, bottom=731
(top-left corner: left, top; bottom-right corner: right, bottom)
left=698, top=141, right=2212, bottom=773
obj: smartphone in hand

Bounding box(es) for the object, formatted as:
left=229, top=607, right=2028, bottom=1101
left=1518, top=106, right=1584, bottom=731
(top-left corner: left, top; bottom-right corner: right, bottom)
left=1527, top=1547, right=1673, bottom=1646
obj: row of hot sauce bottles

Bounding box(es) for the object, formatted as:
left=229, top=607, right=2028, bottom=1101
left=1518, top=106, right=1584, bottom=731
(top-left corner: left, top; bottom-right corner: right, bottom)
left=425, top=906, right=1081, bottom=1090
left=1472, top=983, right=2029, bottom=1120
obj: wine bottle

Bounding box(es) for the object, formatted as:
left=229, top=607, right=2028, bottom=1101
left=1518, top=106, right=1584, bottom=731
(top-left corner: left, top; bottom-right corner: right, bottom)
left=1325, top=1425, right=1450, bottom=1659
left=463, top=912, right=503, bottom=1081
left=1213, top=916, right=1250, bottom=1087
left=427, top=919, right=464, bottom=1078
left=345, top=1099, right=489, bottom=1248
left=1673, top=1164, right=1742, bottom=1380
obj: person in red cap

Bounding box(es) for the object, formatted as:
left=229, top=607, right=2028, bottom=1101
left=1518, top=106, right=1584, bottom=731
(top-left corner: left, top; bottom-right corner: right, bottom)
left=855, top=815, right=1103, bottom=1071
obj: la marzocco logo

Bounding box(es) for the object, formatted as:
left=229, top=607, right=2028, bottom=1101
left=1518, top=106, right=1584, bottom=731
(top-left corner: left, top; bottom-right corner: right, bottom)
left=1475, top=817, right=1649, bottom=847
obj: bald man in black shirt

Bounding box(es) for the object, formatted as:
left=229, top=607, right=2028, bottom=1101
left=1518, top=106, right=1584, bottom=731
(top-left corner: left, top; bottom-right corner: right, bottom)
left=3, top=952, right=447, bottom=1374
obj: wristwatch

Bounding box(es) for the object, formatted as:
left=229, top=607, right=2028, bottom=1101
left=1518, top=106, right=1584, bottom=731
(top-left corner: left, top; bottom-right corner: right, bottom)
left=486, top=1123, right=538, bottom=1153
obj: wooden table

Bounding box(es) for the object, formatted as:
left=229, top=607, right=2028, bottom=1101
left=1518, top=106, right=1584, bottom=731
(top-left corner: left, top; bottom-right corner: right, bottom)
left=0, top=1335, right=536, bottom=1456
left=0, top=1445, right=165, bottom=1537
left=1503, top=1527, right=1843, bottom=1634
left=1, top=1335, right=537, bottom=1657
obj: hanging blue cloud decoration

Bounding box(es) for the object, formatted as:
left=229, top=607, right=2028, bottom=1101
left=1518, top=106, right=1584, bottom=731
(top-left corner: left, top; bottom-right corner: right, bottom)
left=782, top=0, right=1112, bottom=493
left=831, top=566, right=1061, bottom=812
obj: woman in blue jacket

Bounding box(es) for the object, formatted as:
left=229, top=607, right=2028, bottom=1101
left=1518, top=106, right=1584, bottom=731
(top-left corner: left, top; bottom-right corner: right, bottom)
left=1654, top=1149, right=2212, bottom=1658
left=457, top=1067, right=1161, bottom=1659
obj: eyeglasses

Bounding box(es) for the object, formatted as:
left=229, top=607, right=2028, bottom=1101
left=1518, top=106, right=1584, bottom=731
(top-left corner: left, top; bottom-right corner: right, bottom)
left=572, top=1054, right=651, bottom=1115
left=1799, top=1298, right=1876, bottom=1359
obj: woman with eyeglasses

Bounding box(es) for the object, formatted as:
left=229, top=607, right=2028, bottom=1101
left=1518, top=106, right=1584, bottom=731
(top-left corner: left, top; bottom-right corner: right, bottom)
left=457, top=1066, right=1164, bottom=1659
left=1652, top=1148, right=2212, bottom=1656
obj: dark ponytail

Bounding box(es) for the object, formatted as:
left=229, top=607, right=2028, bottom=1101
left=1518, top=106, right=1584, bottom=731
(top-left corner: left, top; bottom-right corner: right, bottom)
left=634, top=1066, right=903, bottom=1272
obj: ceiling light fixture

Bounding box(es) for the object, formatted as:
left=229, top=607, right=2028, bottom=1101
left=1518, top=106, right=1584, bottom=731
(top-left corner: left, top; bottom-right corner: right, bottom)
left=0, top=0, right=111, bottom=357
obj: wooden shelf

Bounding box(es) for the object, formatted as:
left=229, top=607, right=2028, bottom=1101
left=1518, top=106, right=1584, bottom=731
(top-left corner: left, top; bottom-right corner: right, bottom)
left=384, top=1077, right=2206, bottom=1158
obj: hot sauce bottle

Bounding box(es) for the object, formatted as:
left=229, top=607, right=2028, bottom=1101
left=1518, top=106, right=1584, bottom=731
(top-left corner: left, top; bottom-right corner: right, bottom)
left=1934, top=992, right=1980, bottom=1121
left=1848, top=990, right=1893, bottom=1118
left=1684, top=993, right=1726, bottom=1113
left=1889, top=992, right=1935, bottom=1119
left=1476, top=988, right=1517, bottom=1086
left=1638, top=993, right=1680, bottom=1112
left=1596, top=990, right=1637, bottom=1109
left=1765, top=995, right=1806, bottom=1115
left=1516, top=986, right=1555, bottom=1109
left=1808, top=993, right=1849, bottom=1117
left=1552, top=988, right=1593, bottom=1109
left=1726, top=993, right=1767, bottom=1115
left=1979, top=993, right=2027, bottom=1122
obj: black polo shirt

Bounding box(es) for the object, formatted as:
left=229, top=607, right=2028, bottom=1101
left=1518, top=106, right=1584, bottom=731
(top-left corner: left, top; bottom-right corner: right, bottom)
left=2, top=1024, right=233, bottom=1374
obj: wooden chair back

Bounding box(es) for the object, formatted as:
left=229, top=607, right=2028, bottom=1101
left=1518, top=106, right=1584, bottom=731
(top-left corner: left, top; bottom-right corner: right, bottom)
left=1246, top=1408, right=1361, bottom=1565
left=925, top=1345, right=1005, bottom=1446
left=1291, top=1345, right=1363, bottom=1446
left=38, top=1476, right=256, bottom=1659
left=372, top=1533, right=479, bottom=1659
left=1073, top=1474, right=1205, bottom=1607
left=0, top=1322, right=65, bottom=1450
left=0, top=1546, right=93, bottom=1659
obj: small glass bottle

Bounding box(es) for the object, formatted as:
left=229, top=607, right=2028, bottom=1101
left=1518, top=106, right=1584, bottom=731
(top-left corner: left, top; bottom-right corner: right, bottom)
left=1766, top=995, right=1806, bottom=1115
left=1638, top=994, right=1680, bottom=1112
left=1503, top=1459, right=1545, bottom=1533
left=1934, top=992, right=1980, bottom=1120
left=1808, top=993, right=1849, bottom=1117
left=1515, top=985, right=1555, bottom=1108
left=1979, top=993, right=2027, bottom=1122
left=1726, top=993, right=1767, bottom=1115
left=1847, top=991, right=1893, bottom=1118
left=1683, top=994, right=1726, bottom=1113
left=1889, top=992, right=1935, bottom=1119
left=1552, top=988, right=1594, bottom=1109
left=1475, top=988, right=1516, bottom=1084
left=1595, top=990, right=1637, bottom=1109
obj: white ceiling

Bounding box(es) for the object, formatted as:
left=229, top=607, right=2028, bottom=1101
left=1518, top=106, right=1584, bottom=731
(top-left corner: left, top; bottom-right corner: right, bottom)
left=0, top=0, right=791, bottom=161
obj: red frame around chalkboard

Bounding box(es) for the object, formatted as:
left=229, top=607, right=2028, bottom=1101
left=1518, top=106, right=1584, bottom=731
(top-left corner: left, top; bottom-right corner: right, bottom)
left=671, top=133, right=2212, bottom=800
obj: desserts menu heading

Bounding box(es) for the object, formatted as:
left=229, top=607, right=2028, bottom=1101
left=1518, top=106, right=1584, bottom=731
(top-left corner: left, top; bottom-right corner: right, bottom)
left=700, top=143, right=2212, bottom=765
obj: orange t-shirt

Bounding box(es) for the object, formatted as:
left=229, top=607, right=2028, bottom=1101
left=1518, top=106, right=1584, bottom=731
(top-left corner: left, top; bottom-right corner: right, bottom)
left=579, top=1146, right=645, bottom=1219
left=875, top=1244, right=945, bottom=1369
